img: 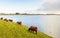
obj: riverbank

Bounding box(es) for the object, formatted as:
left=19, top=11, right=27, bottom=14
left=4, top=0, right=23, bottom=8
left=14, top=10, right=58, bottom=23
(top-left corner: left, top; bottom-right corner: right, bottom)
left=0, top=20, right=52, bottom=38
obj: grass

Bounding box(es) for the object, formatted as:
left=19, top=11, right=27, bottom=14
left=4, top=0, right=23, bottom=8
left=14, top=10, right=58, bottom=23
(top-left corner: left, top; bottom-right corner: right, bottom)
left=0, top=20, right=52, bottom=38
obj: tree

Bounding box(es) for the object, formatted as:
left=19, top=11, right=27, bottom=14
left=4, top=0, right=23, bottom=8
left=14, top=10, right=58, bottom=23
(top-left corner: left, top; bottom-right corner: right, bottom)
left=16, top=12, right=20, bottom=15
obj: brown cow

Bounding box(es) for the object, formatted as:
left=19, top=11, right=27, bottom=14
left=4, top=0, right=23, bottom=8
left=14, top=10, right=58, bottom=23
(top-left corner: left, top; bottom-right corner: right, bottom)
left=4, top=19, right=8, bottom=22
left=17, top=21, right=22, bottom=25
left=0, top=17, right=3, bottom=20
left=28, top=26, right=38, bottom=34
left=8, top=19, right=13, bottom=22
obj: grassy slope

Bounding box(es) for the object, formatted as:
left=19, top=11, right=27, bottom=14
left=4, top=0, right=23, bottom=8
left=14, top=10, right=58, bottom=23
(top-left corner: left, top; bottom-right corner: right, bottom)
left=0, top=20, right=52, bottom=38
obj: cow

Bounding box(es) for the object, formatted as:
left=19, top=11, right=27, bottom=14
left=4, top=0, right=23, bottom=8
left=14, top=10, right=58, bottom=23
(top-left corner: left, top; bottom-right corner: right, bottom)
left=4, top=18, right=8, bottom=22
left=28, top=26, right=38, bottom=34
left=0, top=17, right=3, bottom=20
left=8, top=19, right=13, bottom=22
left=17, top=21, right=22, bottom=25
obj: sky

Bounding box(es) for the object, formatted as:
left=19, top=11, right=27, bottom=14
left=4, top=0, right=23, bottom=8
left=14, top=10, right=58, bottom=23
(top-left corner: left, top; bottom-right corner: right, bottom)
left=0, top=0, right=60, bottom=14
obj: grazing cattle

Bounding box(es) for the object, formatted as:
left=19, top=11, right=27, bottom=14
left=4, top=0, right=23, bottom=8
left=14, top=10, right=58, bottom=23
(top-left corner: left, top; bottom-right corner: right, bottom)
left=9, top=19, right=13, bottom=22
left=4, top=19, right=8, bottom=22
left=17, top=21, right=22, bottom=25
left=28, top=26, right=38, bottom=34
left=0, top=17, right=3, bottom=20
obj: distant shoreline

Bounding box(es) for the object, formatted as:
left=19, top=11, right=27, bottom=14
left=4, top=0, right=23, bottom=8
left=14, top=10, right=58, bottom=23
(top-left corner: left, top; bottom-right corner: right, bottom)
left=0, top=14, right=60, bottom=15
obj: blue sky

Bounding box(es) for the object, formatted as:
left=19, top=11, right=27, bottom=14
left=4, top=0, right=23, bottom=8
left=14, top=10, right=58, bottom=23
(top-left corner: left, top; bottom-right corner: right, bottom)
left=0, top=0, right=42, bottom=13
left=0, top=0, right=60, bottom=14
left=0, top=0, right=41, bottom=5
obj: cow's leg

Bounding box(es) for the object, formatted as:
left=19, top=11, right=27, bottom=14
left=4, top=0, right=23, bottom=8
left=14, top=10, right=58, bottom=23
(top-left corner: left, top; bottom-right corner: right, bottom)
left=28, top=28, right=30, bottom=31
left=35, top=30, right=37, bottom=34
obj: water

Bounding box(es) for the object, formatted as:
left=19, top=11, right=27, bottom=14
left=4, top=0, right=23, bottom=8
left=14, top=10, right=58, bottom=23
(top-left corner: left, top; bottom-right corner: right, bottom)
left=0, top=15, right=60, bottom=38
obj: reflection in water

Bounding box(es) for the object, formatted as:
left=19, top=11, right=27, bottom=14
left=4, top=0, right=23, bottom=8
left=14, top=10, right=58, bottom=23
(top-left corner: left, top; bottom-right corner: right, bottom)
left=0, top=15, right=60, bottom=38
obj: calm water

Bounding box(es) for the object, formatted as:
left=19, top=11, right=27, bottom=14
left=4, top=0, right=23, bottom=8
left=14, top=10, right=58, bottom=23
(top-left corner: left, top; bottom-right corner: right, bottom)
left=0, top=15, right=60, bottom=38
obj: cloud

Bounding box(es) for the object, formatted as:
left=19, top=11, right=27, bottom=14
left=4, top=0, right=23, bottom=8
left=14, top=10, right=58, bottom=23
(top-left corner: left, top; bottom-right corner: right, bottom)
left=39, top=0, right=60, bottom=11
left=30, top=0, right=60, bottom=14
